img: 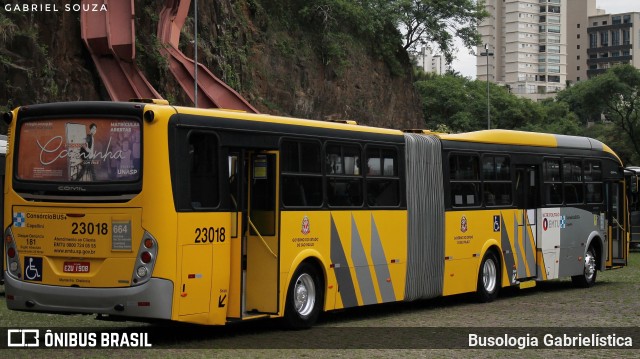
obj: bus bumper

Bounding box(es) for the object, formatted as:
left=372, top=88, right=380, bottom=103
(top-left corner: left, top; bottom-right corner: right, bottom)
left=4, top=274, right=173, bottom=320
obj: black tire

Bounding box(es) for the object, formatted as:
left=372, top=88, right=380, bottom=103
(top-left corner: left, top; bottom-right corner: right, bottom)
left=572, top=246, right=597, bottom=288
left=284, top=262, right=323, bottom=329
left=477, top=251, right=500, bottom=302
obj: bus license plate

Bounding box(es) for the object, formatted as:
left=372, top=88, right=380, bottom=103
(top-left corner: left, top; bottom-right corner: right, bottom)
left=63, top=262, right=90, bottom=273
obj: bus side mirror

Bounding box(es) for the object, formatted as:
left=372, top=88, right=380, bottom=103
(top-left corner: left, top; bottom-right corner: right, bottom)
left=2, top=112, right=12, bottom=124
left=632, top=176, right=638, bottom=194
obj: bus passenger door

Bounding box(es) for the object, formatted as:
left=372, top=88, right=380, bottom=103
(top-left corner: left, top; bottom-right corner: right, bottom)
left=245, top=151, right=280, bottom=314
left=608, top=181, right=627, bottom=266
left=515, top=166, right=538, bottom=280
left=627, top=173, right=640, bottom=250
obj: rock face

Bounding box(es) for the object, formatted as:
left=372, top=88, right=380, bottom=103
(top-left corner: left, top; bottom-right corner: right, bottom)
left=0, top=0, right=423, bottom=130
left=0, top=9, right=100, bottom=106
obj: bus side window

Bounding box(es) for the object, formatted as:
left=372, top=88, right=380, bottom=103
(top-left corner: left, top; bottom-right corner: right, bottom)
left=543, top=158, right=562, bottom=205
left=449, top=153, right=480, bottom=207
left=366, top=146, right=400, bottom=207
left=545, top=183, right=563, bottom=205
left=189, top=132, right=219, bottom=208
left=326, top=143, right=363, bottom=208
left=584, top=160, right=603, bottom=204
left=281, top=139, right=323, bottom=208
left=228, top=155, right=238, bottom=208
left=564, top=184, right=579, bottom=204
left=452, top=183, right=478, bottom=206
left=563, top=159, right=584, bottom=204
left=482, top=155, right=512, bottom=207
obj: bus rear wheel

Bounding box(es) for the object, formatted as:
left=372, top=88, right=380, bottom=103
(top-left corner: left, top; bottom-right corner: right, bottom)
left=284, top=262, right=322, bottom=329
left=572, top=246, right=597, bottom=288
left=477, top=251, right=500, bottom=302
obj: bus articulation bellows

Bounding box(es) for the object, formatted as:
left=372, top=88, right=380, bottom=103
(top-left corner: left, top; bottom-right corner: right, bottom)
left=2, top=101, right=629, bottom=327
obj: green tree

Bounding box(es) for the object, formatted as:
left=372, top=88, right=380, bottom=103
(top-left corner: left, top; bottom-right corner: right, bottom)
left=298, top=0, right=488, bottom=72
left=415, top=73, right=582, bottom=135
left=519, top=99, right=581, bottom=135
left=298, top=0, right=406, bottom=74
left=398, top=0, right=489, bottom=64
left=557, top=65, right=640, bottom=159
left=488, top=85, right=544, bottom=129
left=414, top=73, right=485, bottom=131
left=556, top=78, right=604, bottom=125
left=584, top=122, right=639, bottom=165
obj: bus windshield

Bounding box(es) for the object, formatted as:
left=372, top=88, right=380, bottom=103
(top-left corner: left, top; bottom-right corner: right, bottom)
left=17, top=118, right=141, bottom=183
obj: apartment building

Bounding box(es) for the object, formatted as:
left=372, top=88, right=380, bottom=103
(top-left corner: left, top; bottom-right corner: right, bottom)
left=566, top=0, right=600, bottom=83
left=586, top=12, right=640, bottom=78
left=414, top=47, right=444, bottom=75
left=477, top=0, right=602, bottom=100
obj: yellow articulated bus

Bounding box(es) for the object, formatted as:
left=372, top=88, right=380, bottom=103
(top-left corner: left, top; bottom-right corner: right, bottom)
left=2, top=101, right=628, bottom=328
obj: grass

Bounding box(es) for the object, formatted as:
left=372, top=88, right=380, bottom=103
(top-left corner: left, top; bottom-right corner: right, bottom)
left=1, top=252, right=638, bottom=357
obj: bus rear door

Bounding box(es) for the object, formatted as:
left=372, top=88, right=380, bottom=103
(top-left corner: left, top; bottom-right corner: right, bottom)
left=515, top=165, right=538, bottom=281
left=245, top=151, right=280, bottom=314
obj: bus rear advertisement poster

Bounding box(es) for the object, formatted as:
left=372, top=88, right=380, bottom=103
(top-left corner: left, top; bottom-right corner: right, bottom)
left=17, top=118, right=140, bottom=182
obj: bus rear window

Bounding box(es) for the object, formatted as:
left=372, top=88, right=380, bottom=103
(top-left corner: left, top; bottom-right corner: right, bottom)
left=17, top=118, right=141, bottom=183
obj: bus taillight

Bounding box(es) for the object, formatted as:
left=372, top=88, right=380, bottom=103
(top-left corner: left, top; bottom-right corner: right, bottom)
left=131, top=232, right=158, bottom=286
left=136, top=266, right=148, bottom=278
left=4, top=228, right=21, bottom=278
left=9, top=261, right=18, bottom=273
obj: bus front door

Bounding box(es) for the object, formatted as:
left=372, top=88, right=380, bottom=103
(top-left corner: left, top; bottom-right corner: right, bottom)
left=245, top=151, right=280, bottom=314
left=608, top=181, right=627, bottom=266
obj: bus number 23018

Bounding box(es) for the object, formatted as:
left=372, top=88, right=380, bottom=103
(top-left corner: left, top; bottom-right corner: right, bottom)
left=194, top=227, right=226, bottom=243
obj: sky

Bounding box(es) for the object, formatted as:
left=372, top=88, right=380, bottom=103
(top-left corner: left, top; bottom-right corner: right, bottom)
left=450, top=0, right=640, bottom=78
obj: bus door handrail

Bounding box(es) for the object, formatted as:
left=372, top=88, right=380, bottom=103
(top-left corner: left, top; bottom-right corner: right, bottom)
left=247, top=218, right=277, bottom=258
left=612, top=217, right=625, bottom=232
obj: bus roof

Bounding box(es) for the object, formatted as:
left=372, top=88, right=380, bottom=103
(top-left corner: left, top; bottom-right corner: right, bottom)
left=163, top=106, right=621, bottom=161
left=171, top=105, right=404, bottom=137
left=437, top=129, right=619, bottom=160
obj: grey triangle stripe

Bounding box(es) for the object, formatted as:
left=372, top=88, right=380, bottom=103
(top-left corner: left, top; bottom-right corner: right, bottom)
left=371, top=214, right=396, bottom=302
left=350, top=215, right=377, bottom=305
left=330, top=214, right=358, bottom=308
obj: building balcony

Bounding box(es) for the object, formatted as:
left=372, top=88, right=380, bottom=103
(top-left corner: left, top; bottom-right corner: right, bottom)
left=587, top=69, right=607, bottom=77
left=587, top=22, right=632, bottom=32
left=586, top=55, right=632, bottom=65
left=586, top=44, right=632, bottom=54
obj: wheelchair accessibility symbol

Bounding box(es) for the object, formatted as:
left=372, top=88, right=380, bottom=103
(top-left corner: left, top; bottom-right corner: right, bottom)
left=24, top=257, right=43, bottom=281
left=493, top=215, right=501, bottom=232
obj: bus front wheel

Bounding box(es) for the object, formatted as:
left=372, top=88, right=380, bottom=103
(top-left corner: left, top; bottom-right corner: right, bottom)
left=284, top=262, right=322, bottom=329
left=476, top=251, right=500, bottom=302
left=572, top=246, right=597, bottom=288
